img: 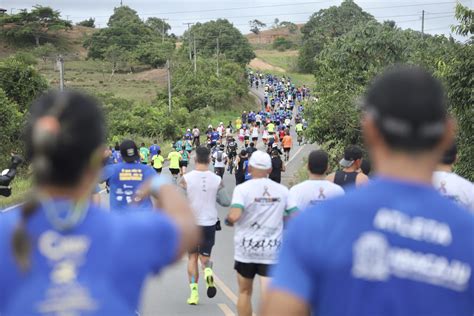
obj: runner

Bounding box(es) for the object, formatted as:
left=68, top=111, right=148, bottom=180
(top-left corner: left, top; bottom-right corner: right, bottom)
left=0, top=91, right=198, bottom=315
left=180, top=147, right=231, bottom=305
left=167, top=146, right=182, bottom=181
left=281, top=130, right=293, bottom=162
left=326, top=145, right=369, bottom=189
left=192, top=126, right=200, bottom=147
left=262, top=66, right=474, bottom=316
left=246, top=142, right=257, bottom=157
left=251, top=125, right=259, bottom=143
left=433, top=144, right=474, bottom=212
left=287, top=150, right=344, bottom=212
left=227, top=137, right=238, bottom=174
left=269, top=148, right=285, bottom=183
left=139, top=142, right=149, bottom=165
left=212, top=144, right=227, bottom=179
left=234, top=150, right=250, bottom=185
left=102, top=140, right=156, bottom=210
left=149, top=140, right=160, bottom=160
left=179, top=148, right=190, bottom=176
left=152, top=149, right=165, bottom=174
left=226, top=151, right=292, bottom=316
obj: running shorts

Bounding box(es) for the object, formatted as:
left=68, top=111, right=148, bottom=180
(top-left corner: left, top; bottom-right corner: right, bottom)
left=154, top=167, right=162, bottom=173
left=234, top=261, right=274, bottom=279
left=179, top=161, right=188, bottom=168
left=169, top=168, right=180, bottom=175
left=190, top=225, right=216, bottom=256
left=283, top=147, right=291, bottom=153
left=252, top=137, right=258, bottom=142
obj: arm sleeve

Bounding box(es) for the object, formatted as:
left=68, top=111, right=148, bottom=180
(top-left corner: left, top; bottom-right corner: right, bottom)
left=231, top=185, right=245, bottom=209
left=270, top=213, right=318, bottom=303
left=286, top=188, right=299, bottom=213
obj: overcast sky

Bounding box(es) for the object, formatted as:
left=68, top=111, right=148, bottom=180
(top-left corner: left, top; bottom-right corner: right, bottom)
left=1, top=0, right=472, bottom=39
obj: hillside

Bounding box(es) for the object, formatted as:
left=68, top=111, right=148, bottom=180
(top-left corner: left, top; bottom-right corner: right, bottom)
left=245, top=24, right=303, bottom=45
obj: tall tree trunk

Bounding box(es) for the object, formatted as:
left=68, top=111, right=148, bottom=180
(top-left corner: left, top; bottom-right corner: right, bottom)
left=35, top=35, right=40, bottom=46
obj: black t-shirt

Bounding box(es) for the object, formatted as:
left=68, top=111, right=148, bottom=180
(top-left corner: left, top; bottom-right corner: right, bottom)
left=270, top=156, right=283, bottom=179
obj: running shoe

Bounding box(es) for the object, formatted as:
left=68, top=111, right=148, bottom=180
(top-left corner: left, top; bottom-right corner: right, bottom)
left=204, top=267, right=217, bottom=298
left=187, top=283, right=199, bottom=305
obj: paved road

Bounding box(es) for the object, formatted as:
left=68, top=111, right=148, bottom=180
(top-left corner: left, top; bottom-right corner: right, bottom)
left=98, top=88, right=316, bottom=316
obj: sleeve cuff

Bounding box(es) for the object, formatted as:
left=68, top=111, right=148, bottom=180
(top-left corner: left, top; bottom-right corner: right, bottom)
left=231, top=203, right=245, bottom=210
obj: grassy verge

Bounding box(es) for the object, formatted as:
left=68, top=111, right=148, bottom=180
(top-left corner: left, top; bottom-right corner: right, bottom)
left=37, top=59, right=163, bottom=103
left=253, top=49, right=316, bottom=88
left=0, top=176, right=31, bottom=209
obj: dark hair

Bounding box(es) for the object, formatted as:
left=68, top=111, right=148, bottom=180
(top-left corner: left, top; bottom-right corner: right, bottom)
left=441, top=143, right=457, bottom=165
left=361, top=159, right=371, bottom=176
left=114, top=142, right=120, bottom=151
left=365, top=65, right=447, bottom=151
left=196, top=146, right=210, bottom=164
left=157, top=149, right=161, bottom=155
left=14, top=90, right=105, bottom=271
left=308, top=150, right=328, bottom=175
left=141, top=143, right=145, bottom=147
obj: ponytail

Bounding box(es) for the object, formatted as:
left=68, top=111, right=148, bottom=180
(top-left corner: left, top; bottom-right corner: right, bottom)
left=12, top=197, right=39, bottom=272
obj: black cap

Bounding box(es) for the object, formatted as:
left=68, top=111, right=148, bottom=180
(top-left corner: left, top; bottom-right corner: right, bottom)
left=308, top=150, right=329, bottom=175
left=120, top=140, right=139, bottom=163
left=339, top=145, right=363, bottom=168
left=364, top=65, right=447, bottom=150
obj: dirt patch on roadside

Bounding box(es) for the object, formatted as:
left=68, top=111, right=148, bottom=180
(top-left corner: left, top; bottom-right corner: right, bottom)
left=249, top=58, right=286, bottom=73
left=133, top=68, right=167, bottom=83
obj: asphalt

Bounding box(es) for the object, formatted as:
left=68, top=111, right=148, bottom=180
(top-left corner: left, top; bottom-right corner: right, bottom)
left=101, top=87, right=316, bottom=316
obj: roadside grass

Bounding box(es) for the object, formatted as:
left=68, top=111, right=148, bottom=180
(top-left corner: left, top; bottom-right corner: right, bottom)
left=253, top=49, right=316, bottom=88
left=37, top=59, right=162, bottom=103
left=0, top=176, right=31, bottom=209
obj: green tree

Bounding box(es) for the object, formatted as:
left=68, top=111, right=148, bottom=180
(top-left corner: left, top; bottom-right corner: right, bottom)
left=298, top=0, right=374, bottom=73
left=0, top=5, right=72, bottom=46
left=0, top=88, right=24, bottom=166
left=279, top=21, right=298, bottom=34
left=273, top=37, right=293, bottom=51
left=146, top=17, right=171, bottom=39
left=249, top=19, right=266, bottom=35
left=77, top=18, right=95, bottom=28
left=134, top=41, right=174, bottom=68
left=183, top=19, right=255, bottom=65
left=0, top=56, right=48, bottom=112
left=452, top=2, right=473, bottom=39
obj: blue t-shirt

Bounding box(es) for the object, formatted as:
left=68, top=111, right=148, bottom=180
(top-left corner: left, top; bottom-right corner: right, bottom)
left=112, top=150, right=122, bottom=164
left=149, top=144, right=160, bottom=158
left=101, top=162, right=156, bottom=210
left=0, top=203, right=179, bottom=315
left=271, top=177, right=474, bottom=315
left=211, top=132, right=220, bottom=142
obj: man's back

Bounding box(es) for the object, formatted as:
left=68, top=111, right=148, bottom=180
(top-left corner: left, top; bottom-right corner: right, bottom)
left=184, top=170, right=221, bottom=226
left=231, top=178, right=289, bottom=264
left=288, top=180, right=344, bottom=211
left=272, top=177, right=474, bottom=315
left=433, top=171, right=474, bottom=213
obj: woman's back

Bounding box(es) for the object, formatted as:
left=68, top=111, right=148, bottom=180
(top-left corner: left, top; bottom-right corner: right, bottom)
left=0, top=203, right=178, bottom=315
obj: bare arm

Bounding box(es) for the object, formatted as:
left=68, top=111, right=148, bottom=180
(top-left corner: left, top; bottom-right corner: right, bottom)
left=261, top=291, right=310, bottom=316
left=356, top=173, right=369, bottom=186
left=226, top=207, right=243, bottom=225
left=326, top=173, right=335, bottom=182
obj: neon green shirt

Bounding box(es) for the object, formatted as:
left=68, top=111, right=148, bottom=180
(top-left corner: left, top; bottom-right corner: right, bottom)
left=152, top=155, right=164, bottom=169
left=267, top=123, right=275, bottom=133
left=140, top=147, right=150, bottom=162
left=295, top=123, right=304, bottom=132
left=167, top=151, right=181, bottom=169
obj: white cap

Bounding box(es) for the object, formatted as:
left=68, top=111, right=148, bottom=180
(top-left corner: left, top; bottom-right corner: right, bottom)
left=248, top=151, right=272, bottom=170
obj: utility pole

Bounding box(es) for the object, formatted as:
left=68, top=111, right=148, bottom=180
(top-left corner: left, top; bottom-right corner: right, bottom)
left=421, top=10, right=425, bottom=38
left=193, top=36, right=197, bottom=74
left=167, top=59, right=172, bottom=112
left=57, top=55, right=65, bottom=91
left=161, top=18, right=169, bottom=43
left=216, top=36, right=220, bottom=77
left=120, top=0, right=123, bottom=6
left=183, top=23, right=194, bottom=61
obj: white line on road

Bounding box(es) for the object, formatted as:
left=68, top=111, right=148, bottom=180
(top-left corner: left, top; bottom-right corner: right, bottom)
left=218, top=303, right=236, bottom=316
left=286, top=144, right=306, bottom=166
left=214, top=274, right=238, bottom=305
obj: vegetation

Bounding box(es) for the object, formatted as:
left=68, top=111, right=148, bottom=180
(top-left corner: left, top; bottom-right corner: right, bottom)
left=77, top=18, right=95, bottom=28
left=298, top=0, right=374, bottom=73
left=305, top=3, right=473, bottom=180
left=249, top=20, right=267, bottom=35
left=182, top=19, right=255, bottom=65
left=273, top=37, right=294, bottom=51
left=84, top=6, right=174, bottom=69
left=0, top=6, right=72, bottom=46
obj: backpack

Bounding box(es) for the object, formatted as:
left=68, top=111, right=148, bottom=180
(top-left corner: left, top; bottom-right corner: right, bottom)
left=217, top=151, right=223, bottom=162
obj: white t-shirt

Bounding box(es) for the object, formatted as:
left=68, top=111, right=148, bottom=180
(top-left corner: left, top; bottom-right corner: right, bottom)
left=287, top=180, right=345, bottom=212
left=433, top=171, right=474, bottom=213
left=256, top=114, right=262, bottom=123
left=217, top=126, right=224, bottom=136
left=184, top=170, right=221, bottom=226
left=212, top=151, right=227, bottom=168
left=251, top=127, right=259, bottom=138
left=231, top=178, right=290, bottom=264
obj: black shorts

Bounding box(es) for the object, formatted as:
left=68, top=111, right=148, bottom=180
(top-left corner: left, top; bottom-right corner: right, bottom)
left=179, top=161, right=188, bottom=168
left=190, top=225, right=216, bottom=257
left=234, top=261, right=274, bottom=279
left=256, top=121, right=261, bottom=127
left=154, top=167, right=162, bottom=173
left=215, top=167, right=225, bottom=178
left=284, top=147, right=291, bottom=153
left=170, top=168, right=180, bottom=175
left=244, top=136, right=250, bottom=140
left=252, top=137, right=258, bottom=142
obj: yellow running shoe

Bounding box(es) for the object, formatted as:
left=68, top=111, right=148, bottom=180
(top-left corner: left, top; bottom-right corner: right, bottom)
left=187, top=283, right=199, bottom=305
left=204, top=267, right=217, bottom=298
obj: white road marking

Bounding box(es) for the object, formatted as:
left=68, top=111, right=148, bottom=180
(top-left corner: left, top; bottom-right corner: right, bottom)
left=218, top=303, right=236, bottom=316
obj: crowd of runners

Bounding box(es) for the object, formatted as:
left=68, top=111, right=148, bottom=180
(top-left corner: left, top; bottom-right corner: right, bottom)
left=0, top=66, right=473, bottom=316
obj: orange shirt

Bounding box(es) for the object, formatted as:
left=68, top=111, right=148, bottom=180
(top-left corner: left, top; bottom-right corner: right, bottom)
left=282, top=135, right=293, bottom=149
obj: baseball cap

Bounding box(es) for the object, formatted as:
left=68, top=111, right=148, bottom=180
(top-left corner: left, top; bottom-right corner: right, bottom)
left=363, top=65, right=447, bottom=150
left=120, top=140, right=139, bottom=163
left=339, top=145, right=363, bottom=168
left=249, top=150, right=272, bottom=170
